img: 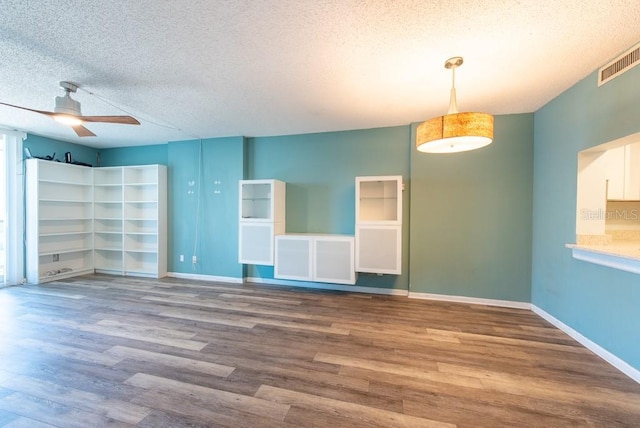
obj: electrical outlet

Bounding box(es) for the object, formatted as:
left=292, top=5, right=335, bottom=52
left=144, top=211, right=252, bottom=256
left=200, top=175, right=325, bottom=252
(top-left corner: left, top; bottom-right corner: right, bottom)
left=53, top=254, right=59, bottom=262
left=180, top=254, right=184, bottom=262
left=192, top=255, right=197, bottom=264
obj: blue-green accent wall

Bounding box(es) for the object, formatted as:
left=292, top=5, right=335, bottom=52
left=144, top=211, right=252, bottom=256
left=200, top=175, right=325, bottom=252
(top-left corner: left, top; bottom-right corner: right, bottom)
left=24, top=134, right=99, bottom=166
left=409, top=114, right=534, bottom=302
left=532, top=63, right=640, bottom=370
left=167, top=137, right=244, bottom=278
left=246, top=126, right=411, bottom=290
left=99, top=144, right=168, bottom=167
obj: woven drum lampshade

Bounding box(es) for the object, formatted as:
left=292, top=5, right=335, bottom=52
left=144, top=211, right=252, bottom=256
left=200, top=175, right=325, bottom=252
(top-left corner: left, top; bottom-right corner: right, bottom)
left=416, top=112, right=494, bottom=153
left=416, top=57, right=494, bottom=154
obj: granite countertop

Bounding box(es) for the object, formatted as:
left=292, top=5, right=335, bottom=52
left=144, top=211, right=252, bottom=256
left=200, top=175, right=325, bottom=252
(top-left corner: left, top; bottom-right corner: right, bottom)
left=568, top=241, right=640, bottom=260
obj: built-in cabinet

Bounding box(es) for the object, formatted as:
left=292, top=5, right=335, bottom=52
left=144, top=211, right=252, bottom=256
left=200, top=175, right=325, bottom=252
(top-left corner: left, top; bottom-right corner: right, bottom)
left=239, top=175, right=402, bottom=285
left=606, top=143, right=640, bottom=200
left=238, top=179, right=285, bottom=265
left=275, top=234, right=356, bottom=285
left=355, top=175, right=403, bottom=274
left=94, top=165, right=167, bottom=278
left=26, top=159, right=94, bottom=283
left=26, top=160, right=167, bottom=284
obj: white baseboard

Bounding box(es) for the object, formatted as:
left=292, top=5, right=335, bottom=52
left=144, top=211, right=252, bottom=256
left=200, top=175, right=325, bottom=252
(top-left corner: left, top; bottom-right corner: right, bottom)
left=167, top=272, right=243, bottom=284
left=246, top=277, right=409, bottom=296
left=532, top=305, right=640, bottom=384
left=408, top=291, right=531, bottom=310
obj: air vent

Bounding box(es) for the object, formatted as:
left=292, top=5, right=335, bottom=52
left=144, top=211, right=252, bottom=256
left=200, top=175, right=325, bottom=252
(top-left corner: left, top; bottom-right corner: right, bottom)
left=598, top=41, right=640, bottom=86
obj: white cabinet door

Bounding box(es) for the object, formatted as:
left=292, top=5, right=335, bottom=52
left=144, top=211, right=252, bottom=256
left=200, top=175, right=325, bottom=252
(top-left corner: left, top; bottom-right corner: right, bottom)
left=314, top=236, right=355, bottom=285
left=239, top=222, right=275, bottom=265
left=274, top=235, right=313, bottom=281
left=356, top=225, right=401, bottom=275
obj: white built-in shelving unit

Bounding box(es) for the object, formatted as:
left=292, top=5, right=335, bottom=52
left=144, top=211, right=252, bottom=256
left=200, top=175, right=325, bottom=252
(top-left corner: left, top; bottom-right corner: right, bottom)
left=26, top=160, right=167, bottom=284
left=238, top=179, right=285, bottom=265
left=94, top=165, right=167, bottom=278
left=26, top=159, right=94, bottom=283
left=355, top=175, right=403, bottom=274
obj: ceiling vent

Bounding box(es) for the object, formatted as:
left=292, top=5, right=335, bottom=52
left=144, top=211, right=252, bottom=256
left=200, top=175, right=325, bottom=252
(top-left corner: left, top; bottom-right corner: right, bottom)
left=598, top=41, right=640, bottom=86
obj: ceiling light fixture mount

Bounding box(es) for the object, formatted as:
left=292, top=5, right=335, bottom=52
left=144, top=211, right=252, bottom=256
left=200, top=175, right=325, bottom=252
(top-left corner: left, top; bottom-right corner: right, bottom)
left=416, top=56, right=494, bottom=154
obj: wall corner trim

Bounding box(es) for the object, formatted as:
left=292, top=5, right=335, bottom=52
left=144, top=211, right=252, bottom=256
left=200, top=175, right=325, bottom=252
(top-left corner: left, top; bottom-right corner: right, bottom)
left=531, top=305, right=640, bottom=384
left=408, top=292, right=531, bottom=310
left=167, top=272, right=243, bottom=284
left=246, top=277, right=409, bottom=296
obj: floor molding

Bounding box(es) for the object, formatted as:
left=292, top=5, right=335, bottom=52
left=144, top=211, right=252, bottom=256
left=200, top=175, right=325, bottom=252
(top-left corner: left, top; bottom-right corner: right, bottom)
left=246, top=277, right=409, bottom=296
left=532, top=305, right=640, bottom=384
left=408, top=291, right=531, bottom=310
left=167, top=272, right=243, bottom=284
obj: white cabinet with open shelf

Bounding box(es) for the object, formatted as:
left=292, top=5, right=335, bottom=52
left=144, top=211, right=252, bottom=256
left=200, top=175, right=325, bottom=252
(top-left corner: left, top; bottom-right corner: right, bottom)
left=355, top=176, right=403, bottom=275
left=26, top=159, right=94, bottom=283
left=238, top=179, right=285, bottom=265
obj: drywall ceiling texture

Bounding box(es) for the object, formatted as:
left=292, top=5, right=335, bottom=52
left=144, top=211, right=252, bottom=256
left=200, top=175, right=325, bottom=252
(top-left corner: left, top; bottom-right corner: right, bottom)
left=1, top=0, right=640, bottom=148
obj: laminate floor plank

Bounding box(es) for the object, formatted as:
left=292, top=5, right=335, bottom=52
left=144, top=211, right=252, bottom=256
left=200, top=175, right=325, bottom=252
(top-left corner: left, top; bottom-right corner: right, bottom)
left=1, top=274, right=639, bottom=427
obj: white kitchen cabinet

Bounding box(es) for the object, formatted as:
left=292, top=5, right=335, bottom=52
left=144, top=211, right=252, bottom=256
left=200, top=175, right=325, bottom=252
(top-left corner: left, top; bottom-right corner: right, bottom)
left=238, top=179, right=285, bottom=265
left=355, top=176, right=403, bottom=274
left=26, top=159, right=94, bottom=283
left=275, top=234, right=355, bottom=285
left=605, top=143, right=640, bottom=200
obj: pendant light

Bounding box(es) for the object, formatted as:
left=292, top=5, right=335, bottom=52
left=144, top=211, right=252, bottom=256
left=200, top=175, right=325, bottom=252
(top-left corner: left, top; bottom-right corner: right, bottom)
left=416, top=57, right=494, bottom=153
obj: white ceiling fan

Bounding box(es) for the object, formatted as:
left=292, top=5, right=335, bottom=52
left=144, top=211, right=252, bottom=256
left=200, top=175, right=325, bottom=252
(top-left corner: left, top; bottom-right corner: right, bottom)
left=0, top=81, right=140, bottom=137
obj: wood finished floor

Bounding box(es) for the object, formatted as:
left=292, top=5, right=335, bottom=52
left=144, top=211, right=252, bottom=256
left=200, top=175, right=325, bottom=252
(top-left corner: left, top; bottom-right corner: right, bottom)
left=0, top=275, right=639, bottom=427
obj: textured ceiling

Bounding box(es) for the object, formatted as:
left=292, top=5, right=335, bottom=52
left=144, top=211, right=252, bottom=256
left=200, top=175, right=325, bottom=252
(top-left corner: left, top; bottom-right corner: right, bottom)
left=1, top=0, right=640, bottom=148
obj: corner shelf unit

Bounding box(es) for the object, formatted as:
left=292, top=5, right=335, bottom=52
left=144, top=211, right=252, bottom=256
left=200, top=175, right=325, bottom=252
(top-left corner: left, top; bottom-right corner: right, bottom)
left=94, top=165, right=167, bottom=278
left=355, top=175, right=403, bottom=274
left=26, top=159, right=94, bottom=283
left=26, top=160, right=167, bottom=284
left=238, top=179, right=285, bottom=265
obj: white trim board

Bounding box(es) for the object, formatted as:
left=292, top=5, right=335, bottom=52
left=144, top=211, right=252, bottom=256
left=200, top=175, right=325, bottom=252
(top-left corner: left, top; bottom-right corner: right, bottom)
left=167, top=272, right=243, bottom=284
left=408, top=291, right=531, bottom=310
left=246, top=277, right=409, bottom=296
left=532, top=305, right=640, bottom=384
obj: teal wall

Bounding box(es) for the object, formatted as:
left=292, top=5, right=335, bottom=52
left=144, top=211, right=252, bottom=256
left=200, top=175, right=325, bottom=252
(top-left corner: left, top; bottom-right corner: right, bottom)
left=99, top=144, right=168, bottom=166
left=24, top=134, right=98, bottom=166
left=532, top=64, right=640, bottom=370
left=167, top=137, right=244, bottom=278
left=246, top=126, right=411, bottom=290
left=409, top=114, right=534, bottom=302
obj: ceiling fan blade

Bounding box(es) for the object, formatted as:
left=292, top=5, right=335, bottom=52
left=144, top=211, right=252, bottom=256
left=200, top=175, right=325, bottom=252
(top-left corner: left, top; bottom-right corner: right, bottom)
left=71, top=124, right=96, bottom=137
left=79, top=115, right=140, bottom=125
left=0, top=101, right=56, bottom=117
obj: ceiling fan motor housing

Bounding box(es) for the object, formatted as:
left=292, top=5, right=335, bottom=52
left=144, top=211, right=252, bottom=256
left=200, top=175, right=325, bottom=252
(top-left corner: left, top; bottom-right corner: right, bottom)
left=54, top=93, right=82, bottom=116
